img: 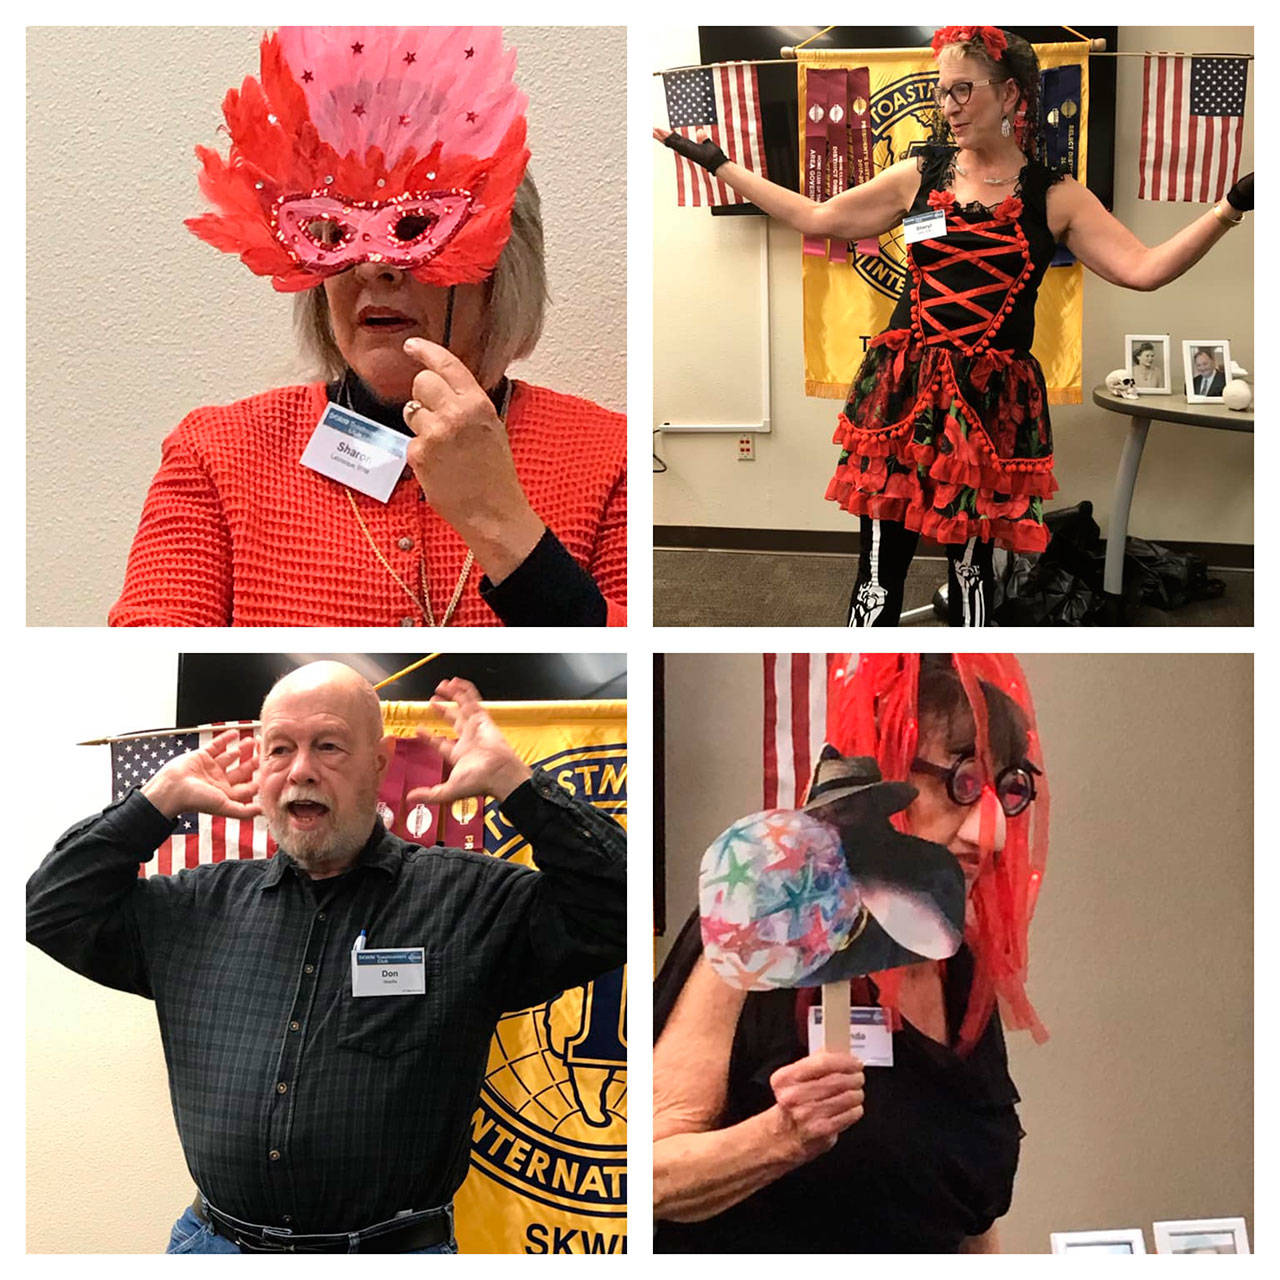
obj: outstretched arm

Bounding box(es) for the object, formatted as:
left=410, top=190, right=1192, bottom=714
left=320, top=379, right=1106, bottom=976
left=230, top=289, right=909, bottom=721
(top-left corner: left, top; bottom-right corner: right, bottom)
left=1050, top=172, right=1252, bottom=292
left=655, top=127, right=920, bottom=240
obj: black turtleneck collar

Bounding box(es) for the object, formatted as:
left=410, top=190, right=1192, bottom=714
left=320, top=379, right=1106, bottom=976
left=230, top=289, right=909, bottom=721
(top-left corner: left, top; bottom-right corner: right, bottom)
left=325, top=369, right=511, bottom=437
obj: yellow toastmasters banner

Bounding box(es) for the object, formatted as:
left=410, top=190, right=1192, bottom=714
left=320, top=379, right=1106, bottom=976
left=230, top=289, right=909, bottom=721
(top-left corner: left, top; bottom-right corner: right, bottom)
left=799, top=42, right=1088, bottom=405
left=379, top=699, right=627, bottom=1255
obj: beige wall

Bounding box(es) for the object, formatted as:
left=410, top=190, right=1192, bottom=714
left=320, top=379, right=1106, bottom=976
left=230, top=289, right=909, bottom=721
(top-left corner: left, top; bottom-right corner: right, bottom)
left=27, top=26, right=626, bottom=626
left=26, top=644, right=184, bottom=1253
left=659, top=653, right=1252, bottom=1254
left=654, top=28, right=1253, bottom=548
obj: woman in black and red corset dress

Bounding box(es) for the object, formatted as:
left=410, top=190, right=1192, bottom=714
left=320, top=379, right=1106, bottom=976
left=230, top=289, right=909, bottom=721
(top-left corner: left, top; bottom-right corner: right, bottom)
left=657, top=25, right=1252, bottom=626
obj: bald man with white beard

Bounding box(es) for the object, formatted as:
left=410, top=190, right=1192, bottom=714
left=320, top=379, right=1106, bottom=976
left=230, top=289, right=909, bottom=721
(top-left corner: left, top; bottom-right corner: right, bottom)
left=27, top=663, right=626, bottom=1253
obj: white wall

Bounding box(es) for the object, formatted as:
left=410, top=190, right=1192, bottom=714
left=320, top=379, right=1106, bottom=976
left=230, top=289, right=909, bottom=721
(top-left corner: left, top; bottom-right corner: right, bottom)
left=27, top=26, right=626, bottom=626
left=659, top=653, right=1253, bottom=1255
left=654, top=27, right=1253, bottom=548
left=25, top=639, right=185, bottom=1253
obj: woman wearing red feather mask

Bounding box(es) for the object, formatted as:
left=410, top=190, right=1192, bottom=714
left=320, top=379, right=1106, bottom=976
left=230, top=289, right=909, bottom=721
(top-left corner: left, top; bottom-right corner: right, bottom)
left=657, top=25, right=1251, bottom=626
left=110, top=27, right=625, bottom=628
left=654, top=654, right=1048, bottom=1252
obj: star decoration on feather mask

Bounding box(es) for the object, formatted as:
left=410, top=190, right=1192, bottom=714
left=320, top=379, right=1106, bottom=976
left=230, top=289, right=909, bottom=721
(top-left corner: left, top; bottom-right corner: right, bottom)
left=351, top=41, right=364, bottom=55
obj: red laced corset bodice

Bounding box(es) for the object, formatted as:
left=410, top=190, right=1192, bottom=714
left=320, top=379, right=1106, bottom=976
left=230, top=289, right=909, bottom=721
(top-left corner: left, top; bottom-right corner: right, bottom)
left=826, top=149, right=1067, bottom=552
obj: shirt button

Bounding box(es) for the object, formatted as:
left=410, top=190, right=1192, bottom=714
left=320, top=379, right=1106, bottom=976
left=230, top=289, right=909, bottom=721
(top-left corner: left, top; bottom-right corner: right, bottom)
left=269, top=1150, right=281, bottom=1161
left=304, top=964, right=315, bottom=974
left=399, top=616, right=416, bottom=627
left=317, top=912, right=326, bottom=922
left=282, top=1216, right=293, bottom=1226
left=397, top=536, right=414, bottom=551
left=277, top=1082, right=288, bottom=1094
left=289, top=1021, right=300, bottom=1032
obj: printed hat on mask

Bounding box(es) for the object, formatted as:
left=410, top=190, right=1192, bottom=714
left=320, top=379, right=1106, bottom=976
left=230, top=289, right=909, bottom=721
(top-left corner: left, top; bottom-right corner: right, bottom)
left=699, top=748, right=965, bottom=992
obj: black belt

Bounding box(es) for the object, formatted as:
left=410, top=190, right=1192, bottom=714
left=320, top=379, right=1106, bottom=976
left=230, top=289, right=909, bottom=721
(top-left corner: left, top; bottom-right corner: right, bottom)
left=194, top=1195, right=453, bottom=1254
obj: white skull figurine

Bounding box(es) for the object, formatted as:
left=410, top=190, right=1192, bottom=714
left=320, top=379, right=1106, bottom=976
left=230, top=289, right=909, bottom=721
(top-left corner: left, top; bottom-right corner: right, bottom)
left=1105, top=369, right=1139, bottom=400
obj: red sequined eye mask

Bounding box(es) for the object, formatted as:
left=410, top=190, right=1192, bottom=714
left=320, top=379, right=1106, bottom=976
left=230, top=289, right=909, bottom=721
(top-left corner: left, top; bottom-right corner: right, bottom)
left=185, top=27, right=529, bottom=292
left=272, top=190, right=475, bottom=276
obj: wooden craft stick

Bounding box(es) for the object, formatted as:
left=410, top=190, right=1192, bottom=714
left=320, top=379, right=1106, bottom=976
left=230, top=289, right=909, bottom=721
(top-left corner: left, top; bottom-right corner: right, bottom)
left=822, top=980, right=851, bottom=1053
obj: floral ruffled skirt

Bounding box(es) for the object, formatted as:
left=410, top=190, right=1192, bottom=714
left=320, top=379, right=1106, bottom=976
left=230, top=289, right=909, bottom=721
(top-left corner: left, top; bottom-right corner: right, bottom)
left=825, top=329, right=1057, bottom=552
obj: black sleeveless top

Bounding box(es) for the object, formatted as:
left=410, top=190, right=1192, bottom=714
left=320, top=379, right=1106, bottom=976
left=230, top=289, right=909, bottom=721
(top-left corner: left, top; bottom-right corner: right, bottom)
left=654, top=912, right=1022, bottom=1253
left=886, top=145, right=1065, bottom=355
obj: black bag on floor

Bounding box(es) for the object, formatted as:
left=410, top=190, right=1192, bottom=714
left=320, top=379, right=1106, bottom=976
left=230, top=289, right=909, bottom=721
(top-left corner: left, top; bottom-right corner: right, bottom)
left=1122, top=537, right=1225, bottom=610
left=993, top=501, right=1116, bottom=625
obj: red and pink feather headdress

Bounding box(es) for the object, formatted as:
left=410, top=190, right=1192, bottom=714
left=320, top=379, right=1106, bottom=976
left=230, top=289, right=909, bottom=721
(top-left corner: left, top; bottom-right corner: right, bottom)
left=185, top=27, right=530, bottom=292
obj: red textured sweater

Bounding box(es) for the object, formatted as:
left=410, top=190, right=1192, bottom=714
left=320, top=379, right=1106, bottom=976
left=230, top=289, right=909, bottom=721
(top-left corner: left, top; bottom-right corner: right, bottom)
left=109, top=381, right=627, bottom=627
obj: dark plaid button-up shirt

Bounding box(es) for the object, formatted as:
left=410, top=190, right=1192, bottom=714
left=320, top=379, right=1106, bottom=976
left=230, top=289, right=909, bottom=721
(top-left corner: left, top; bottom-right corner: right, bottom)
left=27, top=770, right=626, bottom=1234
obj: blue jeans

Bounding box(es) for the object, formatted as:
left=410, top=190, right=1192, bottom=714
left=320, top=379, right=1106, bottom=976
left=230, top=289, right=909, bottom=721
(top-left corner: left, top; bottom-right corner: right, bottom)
left=165, top=1204, right=457, bottom=1254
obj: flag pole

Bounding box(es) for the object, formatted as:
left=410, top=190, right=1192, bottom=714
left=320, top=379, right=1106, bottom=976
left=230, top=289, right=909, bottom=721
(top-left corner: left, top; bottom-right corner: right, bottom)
left=374, top=653, right=443, bottom=693
left=78, top=723, right=259, bottom=746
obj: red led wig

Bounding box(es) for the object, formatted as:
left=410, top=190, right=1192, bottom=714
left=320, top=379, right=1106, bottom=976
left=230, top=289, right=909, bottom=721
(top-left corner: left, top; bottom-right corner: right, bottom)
left=185, top=27, right=529, bottom=292
left=825, top=653, right=1049, bottom=1055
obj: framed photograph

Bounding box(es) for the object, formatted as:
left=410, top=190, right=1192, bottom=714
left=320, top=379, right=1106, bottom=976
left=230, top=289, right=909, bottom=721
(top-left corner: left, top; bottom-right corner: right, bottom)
left=1153, top=1218, right=1250, bottom=1255
left=1050, top=1228, right=1147, bottom=1254
left=1183, top=339, right=1231, bottom=403
left=1125, top=333, right=1171, bottom=395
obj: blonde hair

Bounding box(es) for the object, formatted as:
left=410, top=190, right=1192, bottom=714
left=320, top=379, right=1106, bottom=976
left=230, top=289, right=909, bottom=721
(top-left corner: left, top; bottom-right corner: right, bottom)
left=294, top=172, right=549, bottom=391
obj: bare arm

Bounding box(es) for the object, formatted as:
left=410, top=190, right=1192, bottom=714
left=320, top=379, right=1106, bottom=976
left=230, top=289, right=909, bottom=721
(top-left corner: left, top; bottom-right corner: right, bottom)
left=1050, top=176, right=1245, bottom=292
left=960, top=1224, right=1002, bottom=1253
left=654, top=957, right=865, bottom=1222
left=654, top=128, right=919, bottom=240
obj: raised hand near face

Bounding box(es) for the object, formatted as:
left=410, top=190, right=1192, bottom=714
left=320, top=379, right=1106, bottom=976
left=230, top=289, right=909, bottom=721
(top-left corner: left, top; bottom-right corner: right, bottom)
left=405, top=678, right=533, bottom=807
left=400, top=338, right=546, bottom=583
left=141, top=728, right=261, bottom=821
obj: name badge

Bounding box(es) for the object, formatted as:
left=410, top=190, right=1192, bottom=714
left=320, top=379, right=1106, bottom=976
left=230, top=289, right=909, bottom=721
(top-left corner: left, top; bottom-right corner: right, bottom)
left=300, top=402, right=408, bottom=504
left=351, top=933, right=426, bottom=997
left=903, top=209, right=947, bottom=244
left=808, top=1005, right=894, bottom=1067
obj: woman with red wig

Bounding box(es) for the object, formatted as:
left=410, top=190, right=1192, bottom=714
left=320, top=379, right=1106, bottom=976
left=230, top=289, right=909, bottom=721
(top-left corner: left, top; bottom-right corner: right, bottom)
left=658, top=26, right=1251, bottom=625
left=653, top=653, right=1048, bottom=1252
left=111, top=27, right=625, bottom=628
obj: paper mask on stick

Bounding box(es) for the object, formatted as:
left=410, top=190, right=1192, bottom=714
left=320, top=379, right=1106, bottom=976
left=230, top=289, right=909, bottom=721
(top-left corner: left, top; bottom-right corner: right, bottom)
left=700, top=750, right=966, bottom=991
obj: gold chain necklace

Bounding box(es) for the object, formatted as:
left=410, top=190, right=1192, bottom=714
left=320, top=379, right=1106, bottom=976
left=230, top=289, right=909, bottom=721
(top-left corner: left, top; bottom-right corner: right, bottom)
left=346, top=490, right=473, bottom=626
left=341, top=378, right=513, bottom=628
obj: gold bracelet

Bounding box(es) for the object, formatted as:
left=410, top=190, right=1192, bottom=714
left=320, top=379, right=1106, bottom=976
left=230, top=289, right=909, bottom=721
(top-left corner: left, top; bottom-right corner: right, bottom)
left=1212, top=201, right=1244, bottom=227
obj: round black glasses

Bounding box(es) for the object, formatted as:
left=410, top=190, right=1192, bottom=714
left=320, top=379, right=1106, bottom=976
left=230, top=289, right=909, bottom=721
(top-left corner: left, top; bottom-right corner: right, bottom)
left=910, top=754, right=1038, bottom=817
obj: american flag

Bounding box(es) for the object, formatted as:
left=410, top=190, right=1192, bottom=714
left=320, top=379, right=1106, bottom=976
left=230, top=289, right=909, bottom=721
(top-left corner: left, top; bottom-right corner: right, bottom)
left=762, top=655, right=832, bottom=810
left=111, top=724, right=274, bottom=878
left=662, top=62, right=767, bottom=207
left=1138, top=55, right=1248, bottom=202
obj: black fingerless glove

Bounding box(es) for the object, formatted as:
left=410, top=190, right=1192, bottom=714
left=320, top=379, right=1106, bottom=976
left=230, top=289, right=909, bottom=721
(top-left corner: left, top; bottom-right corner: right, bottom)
left=663, top=132, right=729, bottom=175
left=1226, top=171, right=1253, bottom=212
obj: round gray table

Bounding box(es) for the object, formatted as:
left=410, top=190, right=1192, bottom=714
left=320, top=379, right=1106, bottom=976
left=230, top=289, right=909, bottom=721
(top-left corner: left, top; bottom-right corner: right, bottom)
left=1091, top=385, right=1253, bottom=595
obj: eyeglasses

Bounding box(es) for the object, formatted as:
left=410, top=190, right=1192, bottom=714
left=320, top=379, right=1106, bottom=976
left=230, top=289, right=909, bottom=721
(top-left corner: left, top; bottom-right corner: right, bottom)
left=910, top=753, right=1038, bottom=817
left=931, top=78, right=1008, bottom=107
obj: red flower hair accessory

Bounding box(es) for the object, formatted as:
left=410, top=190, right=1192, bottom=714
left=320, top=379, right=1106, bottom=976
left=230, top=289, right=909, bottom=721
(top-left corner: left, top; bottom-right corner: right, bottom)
left=825, top=653, right=1049, bottom=1056
left=185, top=27, right=530, bottom=292
left=930, top=25, right=1009, bottom=65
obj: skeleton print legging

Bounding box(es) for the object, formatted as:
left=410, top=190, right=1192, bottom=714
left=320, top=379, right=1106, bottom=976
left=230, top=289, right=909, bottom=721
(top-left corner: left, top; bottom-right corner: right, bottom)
left=848, top=517, right=995, bottom=627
